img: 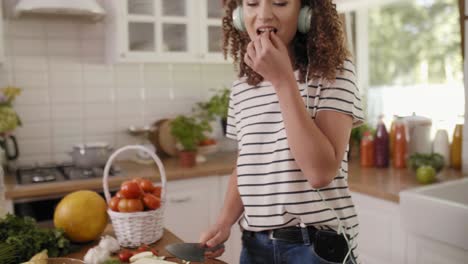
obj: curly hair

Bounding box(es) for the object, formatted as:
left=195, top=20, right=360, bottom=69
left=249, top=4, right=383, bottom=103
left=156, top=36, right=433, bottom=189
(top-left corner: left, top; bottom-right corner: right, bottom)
left=222, top=0, right=350, bottom=86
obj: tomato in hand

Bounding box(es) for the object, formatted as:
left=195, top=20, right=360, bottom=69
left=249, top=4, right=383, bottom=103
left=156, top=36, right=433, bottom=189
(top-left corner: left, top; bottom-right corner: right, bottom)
left=142, top=193, right=161, bottom=210
left=139, top=179, right=155, bottom=193
left=118, top=250, right=133, bottom=262
left=109, top=196, right=120, bottom=211
left=120, top=181, right=143, bottom=199
left=118, top=198, right=144, bottom=212
left=152, top=186, right=162, bottom=198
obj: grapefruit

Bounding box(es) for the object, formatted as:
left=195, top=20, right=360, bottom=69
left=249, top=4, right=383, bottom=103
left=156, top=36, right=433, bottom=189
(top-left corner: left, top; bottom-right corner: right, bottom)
left=54, top=190, right=108, bottom=242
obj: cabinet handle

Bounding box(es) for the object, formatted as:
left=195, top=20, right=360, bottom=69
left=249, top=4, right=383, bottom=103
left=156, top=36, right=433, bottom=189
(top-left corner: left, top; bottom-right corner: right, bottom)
left=169, top=196, right=192, bottom=203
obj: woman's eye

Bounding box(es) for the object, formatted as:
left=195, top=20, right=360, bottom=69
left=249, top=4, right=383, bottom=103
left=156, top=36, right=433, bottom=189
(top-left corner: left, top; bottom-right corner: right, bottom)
left=246, top=1, right=258, bottom=6
left=273, top=2, right=287, bottom=6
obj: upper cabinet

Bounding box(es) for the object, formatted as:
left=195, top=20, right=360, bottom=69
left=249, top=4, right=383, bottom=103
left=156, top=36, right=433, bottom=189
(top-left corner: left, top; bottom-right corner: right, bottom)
left=0, top=2, right=4, bottom=64
left=104, top=0, right=226, bottom=63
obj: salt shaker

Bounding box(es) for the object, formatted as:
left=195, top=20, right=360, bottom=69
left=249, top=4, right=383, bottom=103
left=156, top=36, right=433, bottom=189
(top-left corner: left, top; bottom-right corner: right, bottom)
left=433, top=129, right=450, bottom=167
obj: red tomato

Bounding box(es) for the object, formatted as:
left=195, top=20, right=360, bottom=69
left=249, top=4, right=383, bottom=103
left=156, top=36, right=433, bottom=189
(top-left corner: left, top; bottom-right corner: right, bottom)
left=135, top=244, right=150, bottom=253
left=118, top=198, right=144, bottom=212
left=150, top=248, right=158, bottom=256
left=142, top=193, right=161, bottom=210
left=118, top=250, right=134, bottom=262
left=152, top=186, right=162, bottom=198
left=115, top=191, right=124, bottom=198
left=132, top=177, right=144, bottom=185
left=139, top=179, right=156, bottom=193
left=109, top=196, right=120, bottom=211
left=120, top=181, right=143, bottom=199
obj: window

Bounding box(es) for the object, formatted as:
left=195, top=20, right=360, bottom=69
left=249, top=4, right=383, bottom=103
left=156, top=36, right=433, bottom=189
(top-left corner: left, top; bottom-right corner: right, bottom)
left=345, top=0, right=464, bottom=137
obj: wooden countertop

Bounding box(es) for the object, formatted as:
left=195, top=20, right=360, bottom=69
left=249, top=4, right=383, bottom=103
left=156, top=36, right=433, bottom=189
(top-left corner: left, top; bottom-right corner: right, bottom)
left=4, top=152, right=466, bottom=203
left=65, top=225, right=226, bottom=264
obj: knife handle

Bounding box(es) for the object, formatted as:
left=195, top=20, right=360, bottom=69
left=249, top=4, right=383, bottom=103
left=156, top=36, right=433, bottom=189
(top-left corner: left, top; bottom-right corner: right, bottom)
left=204, top=243, right=225, bottom=252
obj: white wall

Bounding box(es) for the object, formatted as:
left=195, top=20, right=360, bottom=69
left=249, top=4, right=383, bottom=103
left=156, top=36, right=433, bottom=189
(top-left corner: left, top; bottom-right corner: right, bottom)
left=0, top=3, right=236, bottom=165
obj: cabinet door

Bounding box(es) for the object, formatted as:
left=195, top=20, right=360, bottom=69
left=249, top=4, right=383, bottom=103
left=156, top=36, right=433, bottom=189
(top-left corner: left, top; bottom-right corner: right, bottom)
left=217, top=174, right=242, bottom=264
left=164, top=176, right=218, bottom=242
left=406, top=234, right=468, bottom=264
left=199, top=0, right=225, bottom=63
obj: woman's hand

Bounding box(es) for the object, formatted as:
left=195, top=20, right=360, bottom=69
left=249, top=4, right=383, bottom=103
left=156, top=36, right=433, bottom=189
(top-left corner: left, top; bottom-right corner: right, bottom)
left=244, top=31, right=295, bottom=86
left=199, top=223, right=231, bottom=258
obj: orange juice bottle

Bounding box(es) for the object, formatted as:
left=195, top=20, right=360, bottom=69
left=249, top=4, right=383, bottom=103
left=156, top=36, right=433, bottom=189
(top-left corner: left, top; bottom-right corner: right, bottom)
left=393, top=121, right=407, bottom=169
left=360, top=131, right=375, bottom=168
left=450, top=124, right=463, bottom=170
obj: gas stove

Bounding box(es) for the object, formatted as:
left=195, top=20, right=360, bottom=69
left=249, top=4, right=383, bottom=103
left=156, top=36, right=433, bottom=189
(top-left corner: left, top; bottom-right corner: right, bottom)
left=16, top=163, right=121, bottom=185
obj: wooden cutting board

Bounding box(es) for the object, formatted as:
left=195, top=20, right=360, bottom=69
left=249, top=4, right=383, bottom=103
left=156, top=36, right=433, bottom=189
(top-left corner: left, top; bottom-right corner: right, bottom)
left=149, top=119, right=179, bottom=158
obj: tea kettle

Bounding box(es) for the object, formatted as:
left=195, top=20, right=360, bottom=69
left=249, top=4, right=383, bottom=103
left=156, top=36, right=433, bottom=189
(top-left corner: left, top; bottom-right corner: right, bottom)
left=0, top=134, right=19, bottom=161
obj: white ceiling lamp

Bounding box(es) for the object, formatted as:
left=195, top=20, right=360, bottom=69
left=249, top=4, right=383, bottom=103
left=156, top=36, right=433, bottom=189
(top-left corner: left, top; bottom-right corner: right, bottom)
left=14, top=0, right=106, bottom=21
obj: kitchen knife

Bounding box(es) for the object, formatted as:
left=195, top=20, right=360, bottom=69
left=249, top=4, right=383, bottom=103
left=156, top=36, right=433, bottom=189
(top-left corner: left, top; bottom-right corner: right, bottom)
left=165, top=243, right=225, bottom=262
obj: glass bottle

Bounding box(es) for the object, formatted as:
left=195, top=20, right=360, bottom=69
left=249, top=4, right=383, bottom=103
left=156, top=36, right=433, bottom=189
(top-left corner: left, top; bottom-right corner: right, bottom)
left=433, top=129, right=450, bottom=168
left=450, top=124, right=463, bottom=170
left=389, top=116, right=397, bottom=161
left=375, top=117, right=389, bottom=168
left=360, top=131, right=375, bottom=168
left=393, top=121, right=407, bottom=169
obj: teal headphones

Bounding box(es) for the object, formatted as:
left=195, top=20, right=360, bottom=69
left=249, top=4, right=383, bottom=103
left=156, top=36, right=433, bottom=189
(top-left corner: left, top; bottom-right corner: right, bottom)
left=232, top=5, right=313, bottom=34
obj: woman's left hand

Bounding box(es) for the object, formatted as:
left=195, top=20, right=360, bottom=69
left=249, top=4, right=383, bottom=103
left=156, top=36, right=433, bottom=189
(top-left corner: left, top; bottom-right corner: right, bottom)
left=244, top=32, right=295, bottom=86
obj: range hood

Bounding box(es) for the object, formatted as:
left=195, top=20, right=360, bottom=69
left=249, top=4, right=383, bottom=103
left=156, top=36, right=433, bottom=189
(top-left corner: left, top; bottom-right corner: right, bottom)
left=14, top=0, right=106, bottom=21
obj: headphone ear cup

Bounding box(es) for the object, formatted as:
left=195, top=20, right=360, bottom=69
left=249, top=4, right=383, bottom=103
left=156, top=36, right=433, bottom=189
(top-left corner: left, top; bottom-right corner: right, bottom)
left=298, top=6, right=312, bottom=34
left=232, top=6, right=246, bottom=32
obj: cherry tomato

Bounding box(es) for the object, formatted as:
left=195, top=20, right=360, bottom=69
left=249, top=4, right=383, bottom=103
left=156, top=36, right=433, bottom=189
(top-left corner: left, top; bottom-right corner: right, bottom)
left=120, top=181, right=143, bottom=199
left=152, top=186, right=162, bottom=198
left=115, top=191, right=124, bottom=198
left=139, top=179, right=156, bottom=193
left=109, top=196, right=120, bottom=211
left=151, top=248, right=159, bottom=256
left=142, top=193, right=161, bottom=210
left=118, top=198, right=144, bottom=212
left=118, top=250, right=133, bottom=262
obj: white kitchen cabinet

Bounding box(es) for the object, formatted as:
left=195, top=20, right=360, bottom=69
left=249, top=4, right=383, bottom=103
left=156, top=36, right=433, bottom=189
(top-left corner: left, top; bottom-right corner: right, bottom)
left=351, top=191, right=407, bottom=264
left=104, top=0, right=226, bottom=63
left=164, top=176, right=219, bottom=242
left=217, top=174, right=242, bottom=264
left=0, top=1, right=4, bottom=63
left=406, top=233, right=468, bottom=264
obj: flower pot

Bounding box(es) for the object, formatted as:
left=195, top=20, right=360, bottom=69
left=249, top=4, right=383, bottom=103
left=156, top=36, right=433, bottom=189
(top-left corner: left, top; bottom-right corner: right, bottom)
left=179, top=150, right=197, bottom=167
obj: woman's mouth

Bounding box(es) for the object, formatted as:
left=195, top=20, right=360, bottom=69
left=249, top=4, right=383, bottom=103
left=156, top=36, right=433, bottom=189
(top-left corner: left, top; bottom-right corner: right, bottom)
left=256, top=27, right=278, bottom=35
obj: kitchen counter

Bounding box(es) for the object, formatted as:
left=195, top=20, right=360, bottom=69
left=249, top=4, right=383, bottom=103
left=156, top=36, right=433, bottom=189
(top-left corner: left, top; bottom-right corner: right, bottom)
left=65, top=225, right=226, bottom=264
left=4, top=152, right=465, bottom=203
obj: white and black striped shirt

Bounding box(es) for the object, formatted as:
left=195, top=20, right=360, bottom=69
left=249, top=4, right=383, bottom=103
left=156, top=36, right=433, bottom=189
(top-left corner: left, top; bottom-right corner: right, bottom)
left=226, top=60, right=364, bottom=258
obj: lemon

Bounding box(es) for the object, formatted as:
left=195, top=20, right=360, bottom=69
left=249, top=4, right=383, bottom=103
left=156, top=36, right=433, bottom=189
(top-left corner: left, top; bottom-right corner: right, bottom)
left=416, top=165, right=436, bottom=184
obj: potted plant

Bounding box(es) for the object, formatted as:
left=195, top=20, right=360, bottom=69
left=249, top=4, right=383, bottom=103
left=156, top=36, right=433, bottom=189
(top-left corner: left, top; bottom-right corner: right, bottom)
left=195, top=87, right=230, bottom=134
left=170, top=115, right=212, bottom=167
left=0, top=86, right=22, bottom=162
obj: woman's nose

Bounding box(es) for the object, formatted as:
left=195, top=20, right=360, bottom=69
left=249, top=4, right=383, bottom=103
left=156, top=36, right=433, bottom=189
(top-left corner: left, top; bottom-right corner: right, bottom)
left=258, top=3, right=273, bottom=21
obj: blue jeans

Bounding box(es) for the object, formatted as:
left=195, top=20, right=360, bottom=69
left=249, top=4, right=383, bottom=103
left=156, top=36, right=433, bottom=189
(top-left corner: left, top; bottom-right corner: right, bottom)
left=240, top=231, right=356, bottom=264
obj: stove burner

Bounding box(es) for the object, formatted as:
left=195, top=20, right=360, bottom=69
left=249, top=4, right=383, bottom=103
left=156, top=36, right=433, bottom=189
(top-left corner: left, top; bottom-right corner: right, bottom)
left=16, top=163, right=121, bottom=185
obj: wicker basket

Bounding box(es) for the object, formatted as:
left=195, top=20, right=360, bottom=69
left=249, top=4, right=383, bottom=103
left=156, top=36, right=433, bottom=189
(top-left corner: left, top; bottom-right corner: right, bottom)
left=102, top=145, right=167, bottom=248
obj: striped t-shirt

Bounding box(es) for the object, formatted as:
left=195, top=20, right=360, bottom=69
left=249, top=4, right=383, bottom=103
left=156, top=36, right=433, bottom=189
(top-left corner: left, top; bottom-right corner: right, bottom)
left=226, top=59, right=364, bottom=257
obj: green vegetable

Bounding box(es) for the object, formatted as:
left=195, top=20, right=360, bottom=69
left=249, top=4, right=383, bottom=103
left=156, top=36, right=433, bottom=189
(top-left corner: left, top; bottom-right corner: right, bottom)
left=408, top=153, right=445, bottom=172
left=195, top=87, right=230, bottom=122
left=0, top=214, right=71, bottom=264
left=170, top=115, right=212, bottom=151
left=102, top=258, right=123, bottom=264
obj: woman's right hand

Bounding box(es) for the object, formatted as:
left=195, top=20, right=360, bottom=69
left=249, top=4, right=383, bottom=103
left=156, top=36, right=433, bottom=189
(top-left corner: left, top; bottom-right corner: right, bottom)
left=199, top=223, right=231, bottom=258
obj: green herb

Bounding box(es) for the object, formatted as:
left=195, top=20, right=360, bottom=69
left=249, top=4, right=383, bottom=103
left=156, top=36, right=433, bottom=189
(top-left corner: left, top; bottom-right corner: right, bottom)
left=408, top=153, right=445, bottom=172
left=0, top=214, right=71, bottom=264
left=170, top=115, right=212, bottom=151
left=195, top=87, right=230, bottom=122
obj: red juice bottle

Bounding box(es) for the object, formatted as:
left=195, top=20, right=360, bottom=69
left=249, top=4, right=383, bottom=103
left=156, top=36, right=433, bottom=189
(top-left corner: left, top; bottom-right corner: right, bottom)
left=375, top=117, right=389, bottom=168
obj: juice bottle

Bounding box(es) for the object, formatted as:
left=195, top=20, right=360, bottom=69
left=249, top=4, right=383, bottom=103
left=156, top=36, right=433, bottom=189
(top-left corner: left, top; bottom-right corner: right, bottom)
left=375, top=117, right=389, bottom=168
left=360, top=131, right=375, bottom=168
left=450, top=124, right=463, bottom=170
left=393, top=121, right=407, bottom=169
left=389, top=116, right=398, bottom=160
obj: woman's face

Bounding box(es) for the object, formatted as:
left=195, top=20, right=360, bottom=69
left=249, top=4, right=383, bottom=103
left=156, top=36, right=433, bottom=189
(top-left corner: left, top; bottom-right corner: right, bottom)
left=242, top=0, right=302, bottom=46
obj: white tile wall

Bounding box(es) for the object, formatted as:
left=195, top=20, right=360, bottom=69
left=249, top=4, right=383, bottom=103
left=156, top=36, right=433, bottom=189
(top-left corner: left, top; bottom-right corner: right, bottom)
left=3, top=16, right=236, bottom=164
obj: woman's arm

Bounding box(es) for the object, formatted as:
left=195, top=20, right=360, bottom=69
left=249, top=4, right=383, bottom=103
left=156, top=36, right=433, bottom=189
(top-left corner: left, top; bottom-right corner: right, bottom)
left=273, top=75, right=353, bottom=189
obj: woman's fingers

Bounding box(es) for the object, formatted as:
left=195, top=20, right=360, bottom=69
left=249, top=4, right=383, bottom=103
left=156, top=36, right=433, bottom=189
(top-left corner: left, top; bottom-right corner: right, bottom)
left=244, top=52, right=253, bottom=68
left=269, top=31, right=284, bottom=51
left=205, top=247, right=225, bottom=258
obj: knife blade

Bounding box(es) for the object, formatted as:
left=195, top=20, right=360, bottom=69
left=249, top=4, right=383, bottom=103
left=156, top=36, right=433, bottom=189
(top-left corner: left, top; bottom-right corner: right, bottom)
left=165, top=243, right=225, bottom=262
